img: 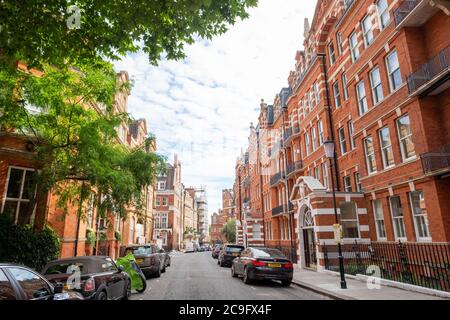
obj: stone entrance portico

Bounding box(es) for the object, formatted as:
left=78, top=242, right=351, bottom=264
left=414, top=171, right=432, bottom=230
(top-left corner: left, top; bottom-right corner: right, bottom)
left=290, top=176, right=370, bottom=271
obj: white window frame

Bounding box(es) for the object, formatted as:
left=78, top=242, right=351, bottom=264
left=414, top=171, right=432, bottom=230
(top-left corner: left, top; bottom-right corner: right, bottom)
left=311, top=127, right=317, bottom=152
left=322, top=162, right=329, bottom=190
left=409, top=191, right=431, bottom=242
left=396, top=114, right=416, bottom=162
left=361, top=15, right=374, bottom=47
left=337, top=32, right=343, bottom=55
left=342, top=73, right=349, bottom=100
left=333, top=81, right=341, bottom=108
left=389, top=196, right=407, bottom=241
left=373, top=199, right=387, bottom=240
left=343, top=175, right=352, bottom=192
left=340, top=202, right=361, bottom=239
left=356, top=80, right=369, bottom=115
left=386, top=50, right=402, bottom=92
left=328, top=42, right=336, bottom=66
left=349, top=31, right=360, bottom=62
left=379, top=126, right=395, bottom=169
left=1, top=166, right=36, bottom=225
left=338, top=127, right=347, bottom=155
left=370, top=67, right=384, bottom=105
left=377, top=0, right=391, bottom=30
left=305, top=133, right=310, bottom=156
left=157, top=181, right=166, bottom=190
left=314, top=81, right=320, bottom=104
left=348, top=120, right=356, bottom=150
left=364, top=136, right=377, bottom=174
left=318, top=120, right=324, bottom=146
left=354, top=172, right=362, bottom=192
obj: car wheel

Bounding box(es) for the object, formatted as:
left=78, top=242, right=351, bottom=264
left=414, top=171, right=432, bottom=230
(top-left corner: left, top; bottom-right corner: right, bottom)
left=162, top=265, right=166, bottom=273
left=219, top=260, right=225, bottom=267
left=217, top=259, right=220, bottom=265
left=231, top=265, right=237, bottom=278
left=122, top=280, right=131, bottom=300
left=281, top=280, right=292, bottom=287
left=243, top=267, right=252, bottom=284
left=155, top=264, right=161, bottom=278
left=97, top=290, right=107, bottom=300
left=136, top=275, right=147, bottom=294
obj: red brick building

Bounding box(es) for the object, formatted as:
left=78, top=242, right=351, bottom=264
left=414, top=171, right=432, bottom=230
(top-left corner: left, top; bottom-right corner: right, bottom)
left=234, top=0, right=450, bottom=273
left=1, top=70, right=158, bottom=260
left=154, top=155, right=183, bottom=251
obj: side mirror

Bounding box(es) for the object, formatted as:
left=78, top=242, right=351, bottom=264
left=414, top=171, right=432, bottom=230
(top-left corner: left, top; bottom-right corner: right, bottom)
left=117, top=266, right=124, bottom=273
left=159, top=249, right=164, bottom=253
left=53, top=283, right=64, bottom=294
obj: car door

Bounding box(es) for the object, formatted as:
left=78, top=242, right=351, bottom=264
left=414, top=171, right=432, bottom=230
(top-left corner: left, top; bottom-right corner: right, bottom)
left=0, top=268, right=18, bottom=300
left=6, top=267, right=54, bottom=300
left=100, top=258, right=124, bottom=299
left=235, top=249, right=248, bottom=274
left=240, top=249, right=253, bottom=273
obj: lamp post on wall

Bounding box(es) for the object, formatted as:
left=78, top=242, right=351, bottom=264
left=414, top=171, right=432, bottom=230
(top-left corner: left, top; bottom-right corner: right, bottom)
left=324, top=139, right=347, bottom=289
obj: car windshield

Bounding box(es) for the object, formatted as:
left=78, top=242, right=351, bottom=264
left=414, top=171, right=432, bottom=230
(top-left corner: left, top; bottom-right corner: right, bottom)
left=126, top=246, right=152, bottom=255
left=226, top=246, right=244, bottom=253
left=252, top=248, right=287, bottom=259
left=44, top=262, right=86, bottom=275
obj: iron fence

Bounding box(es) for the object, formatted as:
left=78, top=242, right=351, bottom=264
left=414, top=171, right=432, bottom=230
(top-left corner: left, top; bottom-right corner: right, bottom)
left=420, top=144, right=450, bottom=175
left=267, top=245, right=298, bottom=263
left=321, top=241, right=450, bottom=292
left=407, top=44, right=450, bottom=94
left=394, top=0, right=419, bottom=26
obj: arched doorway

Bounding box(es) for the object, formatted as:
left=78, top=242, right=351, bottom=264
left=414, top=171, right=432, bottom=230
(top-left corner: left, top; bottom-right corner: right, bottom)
left=299, top=206, right=317, bottom=269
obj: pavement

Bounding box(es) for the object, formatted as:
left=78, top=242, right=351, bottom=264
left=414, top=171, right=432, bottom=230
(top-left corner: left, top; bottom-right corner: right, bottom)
left=131, top=251, right=330, bottom=300
left=291, top=267, right=447, bottom=300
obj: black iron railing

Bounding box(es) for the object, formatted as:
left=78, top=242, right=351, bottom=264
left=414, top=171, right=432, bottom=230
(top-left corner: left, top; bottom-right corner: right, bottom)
left=421, top=144, right=450, bottom=175
left=322, top=241, right=450, bottom=292
left=407, top=45, right=450, bottom=94
left=286, top=163, right=296, bottom=175
left=272, top=205, right=284, bottom=216
left=283, top=127, right=293, bottom=141
left=394, top=0, right=420, bottom=26
left=270, top=172, right=283, bottom=186
left=267, top=245, right=298, bottom=263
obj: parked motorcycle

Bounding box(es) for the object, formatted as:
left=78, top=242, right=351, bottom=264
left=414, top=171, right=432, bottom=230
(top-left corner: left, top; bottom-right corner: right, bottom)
left=116, top=253, right=147, bottom=293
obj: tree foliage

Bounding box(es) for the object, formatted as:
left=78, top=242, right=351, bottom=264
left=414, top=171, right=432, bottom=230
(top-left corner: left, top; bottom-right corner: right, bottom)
left=0, top=57, right=166, bottom=224
left=221, top=219, right=236, bottom=243
left=0, top=0, right=258, bottom=67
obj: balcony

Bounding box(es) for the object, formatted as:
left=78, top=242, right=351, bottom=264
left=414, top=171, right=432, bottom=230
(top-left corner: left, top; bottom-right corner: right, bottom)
left=271, top=203, right=294, bottom=217
left=284, top=125, right=301, bottom=145
left=286, top=160, right=304, bottom=176
left=270, top=172, right=283, bottom=186
left=407, top=45, right=450, bottom=96
left=421, top=144, right=450, bottom=176
left=394, top=0, right=443, bottom=28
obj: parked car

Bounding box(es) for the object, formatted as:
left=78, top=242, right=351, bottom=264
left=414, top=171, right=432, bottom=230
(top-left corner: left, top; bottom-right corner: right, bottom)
left=123, top=244, right=165, bottom=278
left=231, top=247, right=293, bottom=286
left=42, top=256, right=131, bottom=300
left=218, top=244, right=245, bottom=267
left=0, top=263, right=84, bottom=300
left=211, top=244, right=223, bottom=259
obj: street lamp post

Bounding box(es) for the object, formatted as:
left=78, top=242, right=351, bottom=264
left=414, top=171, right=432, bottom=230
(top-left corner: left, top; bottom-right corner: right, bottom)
left=324, top=139, right=347, bottom=289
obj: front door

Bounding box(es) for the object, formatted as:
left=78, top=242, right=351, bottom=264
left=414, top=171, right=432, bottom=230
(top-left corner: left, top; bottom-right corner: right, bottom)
left=303, top=228, right=317, bottom=269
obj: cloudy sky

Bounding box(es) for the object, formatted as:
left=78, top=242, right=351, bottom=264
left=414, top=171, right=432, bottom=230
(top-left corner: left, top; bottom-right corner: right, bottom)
left=114, top=0, right=317, bottom=219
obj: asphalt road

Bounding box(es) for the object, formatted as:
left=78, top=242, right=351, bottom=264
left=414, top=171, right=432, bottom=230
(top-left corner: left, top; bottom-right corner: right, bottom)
left=131, top=251, right=330, bottom=300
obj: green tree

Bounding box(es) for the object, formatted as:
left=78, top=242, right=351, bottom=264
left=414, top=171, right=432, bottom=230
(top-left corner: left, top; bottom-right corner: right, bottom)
left=221, top=219, right=236, bottom=243
left=0, top=57, right=166, bottom=227
left=0, top=0, right=258, bottom=67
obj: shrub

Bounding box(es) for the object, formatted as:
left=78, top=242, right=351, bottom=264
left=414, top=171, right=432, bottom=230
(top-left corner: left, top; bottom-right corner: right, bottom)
left=86, top=228, right=97, bottom=247
left=0, top=214, right=61, bottom=271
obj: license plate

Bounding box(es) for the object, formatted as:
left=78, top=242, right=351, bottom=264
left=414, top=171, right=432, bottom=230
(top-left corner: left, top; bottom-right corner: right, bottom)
left=232, top=253, right=239, bottom=256
left=136, top=258, right=144, bottom=263
left=268, top=263, right=281, bottom=268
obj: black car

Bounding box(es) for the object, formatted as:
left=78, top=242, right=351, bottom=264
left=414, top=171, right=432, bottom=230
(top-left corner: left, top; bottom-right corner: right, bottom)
left=42, top=256, right=131, bottom=300
left=123, top=244, right=165, bottom=278
left=0, top=263, right=84, bottom=300
left=218, top=244, right=245, bottom=267
left=211, top=244, right=223, bottom=259
left=231, top=247, right=293, bottom=286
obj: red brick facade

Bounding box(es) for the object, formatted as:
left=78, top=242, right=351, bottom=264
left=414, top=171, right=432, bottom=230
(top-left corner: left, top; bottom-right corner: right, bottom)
left=233, top=0, right=450, bottom=270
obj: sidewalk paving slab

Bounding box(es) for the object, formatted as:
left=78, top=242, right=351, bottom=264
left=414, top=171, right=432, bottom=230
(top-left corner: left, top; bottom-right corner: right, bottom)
left=292, top=268, right=447, bottom=300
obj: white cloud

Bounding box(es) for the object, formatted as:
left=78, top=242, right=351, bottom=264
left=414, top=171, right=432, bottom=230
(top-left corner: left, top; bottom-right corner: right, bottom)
left=114, top=0, right=317, bottom=221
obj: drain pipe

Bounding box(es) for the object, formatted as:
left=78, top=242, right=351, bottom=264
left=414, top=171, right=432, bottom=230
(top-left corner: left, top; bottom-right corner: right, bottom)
left=318, top=53, right=341, bottom=190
